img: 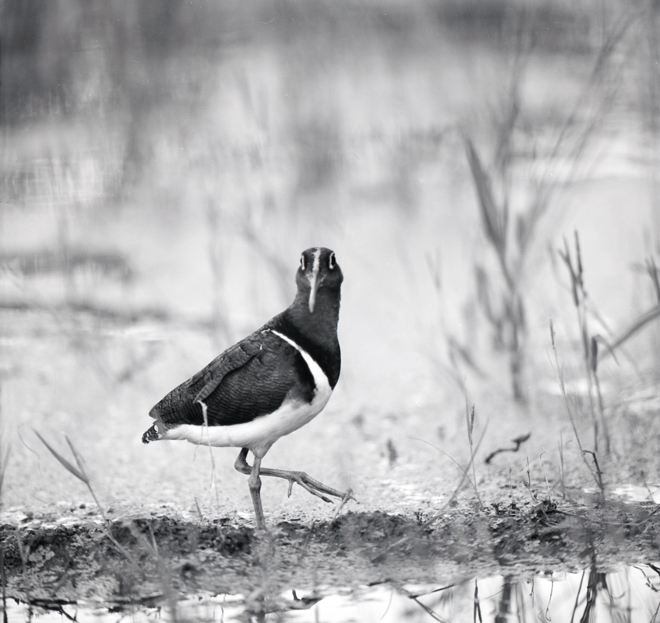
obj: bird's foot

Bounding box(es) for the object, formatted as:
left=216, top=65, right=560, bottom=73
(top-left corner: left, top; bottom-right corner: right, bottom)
left=234, top=449, right=355, bottom=509
left=260, top=467, right=355, bottom=505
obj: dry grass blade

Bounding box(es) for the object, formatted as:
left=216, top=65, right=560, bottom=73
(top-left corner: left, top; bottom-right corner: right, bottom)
left=574, top=230, right=584, bottom=284
left=598, top=304, right=660, bottom=362
left=0, top=439, right=11, bottom=501
left=646, top=256, right=660, bottom=303
left=464, top=137, right=506, bottom=255
left=547, top=322, right=605, bottom=499
left=65, top=436, right=91, bottom=482
left=593, top=335, right=619, bottom=366
left=582, top=450, right=604, bottom=496
left=464, top=129, right=529, bottom=400
left=557, top=232, right=610, bottom=453
left=408, top=595, right=451, bottom=623
left=34, top=431, right=88, bottom=484
left=465, top=395, right=474, bottom=447
left=407, top=583, right=457, bottom=600
left=465, top=399, right=481, bottom=507
left=34, top=430, right=138, bottom=564
left=559, top=237, right=579, bottom=307
left=474, top=579, right=484, bottom=623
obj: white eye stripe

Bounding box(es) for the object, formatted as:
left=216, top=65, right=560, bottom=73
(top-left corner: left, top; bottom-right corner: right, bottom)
left=300, top=255, right=305, bottom=270
left=328, top=252, right=336, bottom=269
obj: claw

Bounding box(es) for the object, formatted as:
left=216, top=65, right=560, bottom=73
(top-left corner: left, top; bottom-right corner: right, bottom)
left=342, top=489, right=357, bottom=504
left=331, top=489, right=354, bottom=524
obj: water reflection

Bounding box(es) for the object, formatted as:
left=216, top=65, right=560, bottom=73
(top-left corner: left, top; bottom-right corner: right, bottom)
left=9, top=563, right=660, bottom=622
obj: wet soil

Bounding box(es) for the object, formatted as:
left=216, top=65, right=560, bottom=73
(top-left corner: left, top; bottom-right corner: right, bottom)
left=3, top=496, right=659, bottom=613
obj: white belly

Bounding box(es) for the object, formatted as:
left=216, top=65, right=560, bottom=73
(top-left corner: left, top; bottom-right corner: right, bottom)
left=162, top=391, right=331, bottom=457
left=161, top=328, right=334, bottom=457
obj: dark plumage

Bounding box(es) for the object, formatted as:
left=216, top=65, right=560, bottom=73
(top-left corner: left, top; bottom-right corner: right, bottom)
left=142, top=247, right=352, bottom=529
left=147, top=331, right=316, bottom=430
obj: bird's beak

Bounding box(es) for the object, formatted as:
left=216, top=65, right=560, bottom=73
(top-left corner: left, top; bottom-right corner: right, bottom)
left=308, top=267, right=320, bottom=313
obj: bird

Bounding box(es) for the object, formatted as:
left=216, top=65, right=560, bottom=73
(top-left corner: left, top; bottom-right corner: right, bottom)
left=142, top=247, right=352, bottom=530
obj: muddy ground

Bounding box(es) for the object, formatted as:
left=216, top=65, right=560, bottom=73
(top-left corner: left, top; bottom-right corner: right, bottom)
left=3, top=490, right=660, bottom=618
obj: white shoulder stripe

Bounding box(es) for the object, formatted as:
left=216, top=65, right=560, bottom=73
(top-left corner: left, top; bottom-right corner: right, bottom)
left=269, top=329, right=331, bottom=395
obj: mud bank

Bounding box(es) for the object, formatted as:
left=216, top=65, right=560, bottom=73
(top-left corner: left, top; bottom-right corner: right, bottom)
left=2, top=498, right=659, bottom=612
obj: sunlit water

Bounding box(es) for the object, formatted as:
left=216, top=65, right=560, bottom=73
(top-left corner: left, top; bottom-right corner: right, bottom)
left=10, top=564, right=660, bottom=622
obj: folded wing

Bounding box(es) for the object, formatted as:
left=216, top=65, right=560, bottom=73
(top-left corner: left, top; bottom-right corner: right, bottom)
left=149, top=328, right=316, bottom=428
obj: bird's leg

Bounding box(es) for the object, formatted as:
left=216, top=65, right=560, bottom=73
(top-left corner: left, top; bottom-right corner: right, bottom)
left=235, top=448, right=267, bottom=530
left=234, top=447, right=252, bottom=475
left=248, top=456, right=267, bottom=531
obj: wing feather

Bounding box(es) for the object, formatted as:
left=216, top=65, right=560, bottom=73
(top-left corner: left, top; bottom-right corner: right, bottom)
left=192, top=340, right=262, bottom=404
left=149, top=328, right=315, bottom=428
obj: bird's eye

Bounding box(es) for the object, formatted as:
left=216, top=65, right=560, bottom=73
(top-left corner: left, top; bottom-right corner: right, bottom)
left=328, top=252, right=335, bottom=270
left=300, top=255, right=305, bottom=270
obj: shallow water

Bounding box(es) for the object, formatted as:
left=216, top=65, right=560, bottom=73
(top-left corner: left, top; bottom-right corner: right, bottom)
left=10, top=563, right=660, bottom=622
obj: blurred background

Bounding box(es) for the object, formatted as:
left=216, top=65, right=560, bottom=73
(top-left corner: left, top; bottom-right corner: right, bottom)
left=1, top=0, right=659, bottom=515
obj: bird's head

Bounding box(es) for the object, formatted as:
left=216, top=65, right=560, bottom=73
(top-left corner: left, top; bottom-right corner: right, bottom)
left=296, top=247, right=343, bottom=313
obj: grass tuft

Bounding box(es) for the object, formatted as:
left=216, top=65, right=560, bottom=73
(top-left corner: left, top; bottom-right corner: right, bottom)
left=558, top=232, right=610, bottom=455
left=548, top=319, right=606, bottom=503
left=465, top=398, right=482, bottom=508
left=464, top=136, right=527, bottom=402
left=34, top=431, right=137, bottom=563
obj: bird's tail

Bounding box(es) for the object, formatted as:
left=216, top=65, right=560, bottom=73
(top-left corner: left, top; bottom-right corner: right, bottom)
left=142, top=423, right=161, bottom=444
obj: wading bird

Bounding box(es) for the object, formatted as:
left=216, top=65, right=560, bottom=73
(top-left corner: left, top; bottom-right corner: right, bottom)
left=142, top=247, right=352, bottom=529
